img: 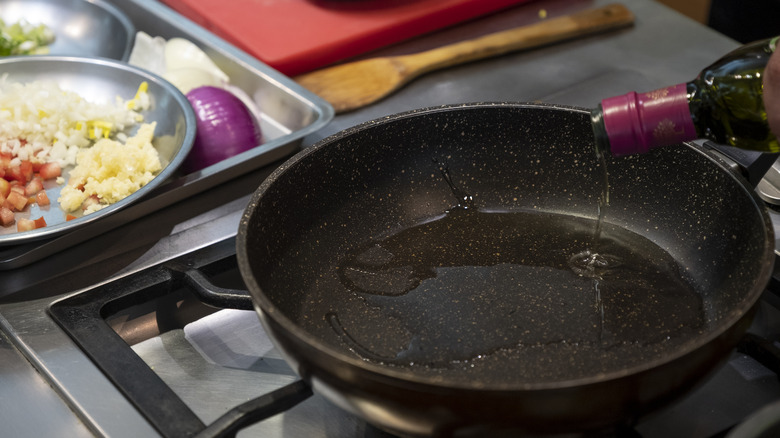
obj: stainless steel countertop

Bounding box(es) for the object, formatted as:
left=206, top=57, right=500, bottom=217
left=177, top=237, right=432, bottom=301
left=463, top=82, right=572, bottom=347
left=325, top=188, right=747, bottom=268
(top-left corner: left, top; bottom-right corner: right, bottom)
left=0, top=0, right=745, bottom=436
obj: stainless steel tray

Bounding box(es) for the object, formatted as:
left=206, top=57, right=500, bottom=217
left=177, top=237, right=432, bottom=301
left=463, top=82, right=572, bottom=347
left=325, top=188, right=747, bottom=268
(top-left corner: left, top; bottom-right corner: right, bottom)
left=0, top=0, right=333, bottom=269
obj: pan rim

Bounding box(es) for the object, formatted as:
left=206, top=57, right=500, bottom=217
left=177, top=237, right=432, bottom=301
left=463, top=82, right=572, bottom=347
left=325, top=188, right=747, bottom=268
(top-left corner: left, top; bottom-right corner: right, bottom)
left=237, top=101, right=775, bottom=392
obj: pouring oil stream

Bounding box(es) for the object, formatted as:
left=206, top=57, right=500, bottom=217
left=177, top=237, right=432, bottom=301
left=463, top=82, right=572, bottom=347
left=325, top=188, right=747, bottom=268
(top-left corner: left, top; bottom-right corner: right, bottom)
left=568, top=150, right=618, bottom=343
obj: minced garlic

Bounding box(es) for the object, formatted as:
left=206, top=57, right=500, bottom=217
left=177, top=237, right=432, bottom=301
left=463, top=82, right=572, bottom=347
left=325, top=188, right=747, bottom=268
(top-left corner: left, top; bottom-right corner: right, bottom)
left=58, top=122, right=161, bottom=214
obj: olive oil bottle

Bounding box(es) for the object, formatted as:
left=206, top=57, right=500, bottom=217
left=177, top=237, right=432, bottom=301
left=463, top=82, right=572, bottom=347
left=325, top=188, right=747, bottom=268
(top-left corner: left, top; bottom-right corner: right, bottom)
left=591, top=36, right=778, bottom=156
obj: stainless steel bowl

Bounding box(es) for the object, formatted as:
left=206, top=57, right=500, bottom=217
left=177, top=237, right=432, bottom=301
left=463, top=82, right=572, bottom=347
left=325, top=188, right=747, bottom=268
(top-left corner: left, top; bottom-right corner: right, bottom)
left=0, top=0, right=135, bottom=60
left=0, top=56, right=196, bottom=245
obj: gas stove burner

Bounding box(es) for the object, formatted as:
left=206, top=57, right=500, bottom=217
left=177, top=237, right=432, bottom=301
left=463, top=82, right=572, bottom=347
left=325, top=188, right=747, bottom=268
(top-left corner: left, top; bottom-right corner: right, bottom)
left=46, top=238, right=319, bottom=437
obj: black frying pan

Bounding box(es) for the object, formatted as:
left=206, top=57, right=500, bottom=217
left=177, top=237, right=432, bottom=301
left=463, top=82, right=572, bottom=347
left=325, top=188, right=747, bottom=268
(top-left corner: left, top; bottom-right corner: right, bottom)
left=236, top=103, right=775, bottom=436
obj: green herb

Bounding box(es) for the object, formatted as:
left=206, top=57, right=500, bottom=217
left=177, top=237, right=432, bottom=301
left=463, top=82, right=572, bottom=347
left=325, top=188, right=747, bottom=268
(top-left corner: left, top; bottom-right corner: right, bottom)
left=0, top=18, right=55, bottom=56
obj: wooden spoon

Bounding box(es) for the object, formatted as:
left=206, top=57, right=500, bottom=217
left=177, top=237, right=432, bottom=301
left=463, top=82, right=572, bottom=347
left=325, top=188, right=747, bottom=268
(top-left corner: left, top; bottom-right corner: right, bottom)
left=295, top=3, right=635, bottom=114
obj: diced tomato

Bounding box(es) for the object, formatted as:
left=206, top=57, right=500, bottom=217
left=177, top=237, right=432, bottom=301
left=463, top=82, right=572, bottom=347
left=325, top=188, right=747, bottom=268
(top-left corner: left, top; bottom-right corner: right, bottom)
left=6, top=190, right=27, bottom=211
left=19, top=161, right=33, bottom=182
left=0, top=179, right=9, bottom=198
left=16, top=218, right=35, bottom=232
left=68, top=179, right=85, bottom=192
left=35, top=190, right=50, bottom=206
left=33, top=216, right=46, bottom=228
left=0, top=207, right=13, bottom=227
left=65, top=214, right=77, bottom=221
left=3, top=160, right=35, bottom=184
left=81, top=195, right=100, bottom=211
left=38, top=162, right=61, bottom=180
left=5, top=166, right=25, bottom=183
left=0, top=153, right=11, bottom=169
left=25, top=177, right=44, bottom=196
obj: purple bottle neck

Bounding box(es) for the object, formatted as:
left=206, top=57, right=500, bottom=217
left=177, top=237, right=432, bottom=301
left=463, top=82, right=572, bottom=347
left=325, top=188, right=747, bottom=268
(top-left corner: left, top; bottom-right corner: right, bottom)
left=601, top=83, right=698, bottom=156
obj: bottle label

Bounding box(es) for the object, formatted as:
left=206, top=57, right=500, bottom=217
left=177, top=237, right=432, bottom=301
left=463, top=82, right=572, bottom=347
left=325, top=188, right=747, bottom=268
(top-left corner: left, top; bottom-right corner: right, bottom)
left=601, top=83, right=697, bottom=155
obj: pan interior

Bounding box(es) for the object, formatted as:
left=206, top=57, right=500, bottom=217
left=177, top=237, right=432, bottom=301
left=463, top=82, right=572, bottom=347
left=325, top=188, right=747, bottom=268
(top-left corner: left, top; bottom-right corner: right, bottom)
left=244, top=104, right=770, bottom=386
left=324, top=207, right=704, bottom=381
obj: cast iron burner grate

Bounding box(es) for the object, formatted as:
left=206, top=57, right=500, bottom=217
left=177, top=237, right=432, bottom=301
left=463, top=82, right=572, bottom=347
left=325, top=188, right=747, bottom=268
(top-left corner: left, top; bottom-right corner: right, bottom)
left=48, top=238, right=311, bottom=438
left=47, top=237, right=780, bottom=438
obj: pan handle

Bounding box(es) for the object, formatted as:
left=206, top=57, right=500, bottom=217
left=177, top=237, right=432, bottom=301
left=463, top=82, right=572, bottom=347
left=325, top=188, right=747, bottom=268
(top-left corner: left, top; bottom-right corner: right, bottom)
left=183, top=268, right=255, bottom=310
left=701, top=141, right=780, bottom=188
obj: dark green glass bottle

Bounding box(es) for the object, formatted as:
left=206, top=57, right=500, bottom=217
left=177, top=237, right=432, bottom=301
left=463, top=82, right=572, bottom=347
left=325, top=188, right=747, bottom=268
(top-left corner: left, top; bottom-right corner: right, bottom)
left=592, top=36, right=778, bottom=157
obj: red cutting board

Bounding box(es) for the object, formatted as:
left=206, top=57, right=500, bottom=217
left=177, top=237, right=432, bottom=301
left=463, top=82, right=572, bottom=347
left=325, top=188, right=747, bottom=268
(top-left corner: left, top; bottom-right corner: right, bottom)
left=161, top=0, right=534, bottom=76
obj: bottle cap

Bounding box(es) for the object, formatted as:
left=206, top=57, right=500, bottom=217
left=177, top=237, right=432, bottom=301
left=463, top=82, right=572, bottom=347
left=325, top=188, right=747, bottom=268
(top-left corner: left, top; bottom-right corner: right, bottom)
left=601, top=83, right=697, bottom=156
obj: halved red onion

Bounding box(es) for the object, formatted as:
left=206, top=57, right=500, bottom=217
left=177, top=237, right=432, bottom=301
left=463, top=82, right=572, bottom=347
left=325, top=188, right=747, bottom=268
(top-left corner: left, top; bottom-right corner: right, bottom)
left=183, top=86, right=262, bottom=172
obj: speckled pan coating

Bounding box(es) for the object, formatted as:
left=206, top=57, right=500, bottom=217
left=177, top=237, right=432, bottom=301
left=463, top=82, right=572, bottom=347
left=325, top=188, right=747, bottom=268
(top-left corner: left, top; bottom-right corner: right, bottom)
left=237, top=102, right=774, bottom=435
